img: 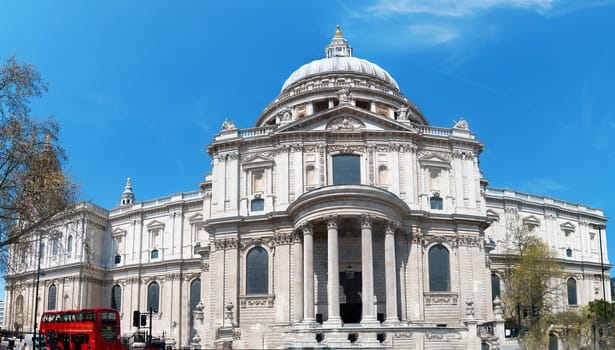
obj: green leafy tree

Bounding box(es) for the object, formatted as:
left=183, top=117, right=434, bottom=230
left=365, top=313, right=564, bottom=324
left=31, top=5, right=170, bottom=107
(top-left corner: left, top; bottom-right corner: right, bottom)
left=501, top=211, right=562, bottom=348
left=0, top=55, right=78, bottom=259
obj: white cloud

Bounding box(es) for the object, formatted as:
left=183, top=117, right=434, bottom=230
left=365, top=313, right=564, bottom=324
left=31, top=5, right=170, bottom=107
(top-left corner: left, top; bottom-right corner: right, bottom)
left=409, top=24, right=459, bottom=44
left=368, top=0, right=555, bottom=17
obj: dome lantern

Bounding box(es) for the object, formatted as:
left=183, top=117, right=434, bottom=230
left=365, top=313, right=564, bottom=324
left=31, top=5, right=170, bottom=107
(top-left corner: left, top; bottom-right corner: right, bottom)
left=325, top=25, right=353, bottom=58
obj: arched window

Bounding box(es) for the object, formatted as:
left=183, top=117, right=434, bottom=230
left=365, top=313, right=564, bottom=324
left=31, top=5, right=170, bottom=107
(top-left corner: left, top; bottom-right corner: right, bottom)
left=67, top=235, right=73, bottom=253
left=567, top=278, right=577, bottom=305
left=332, top=154, right=360, bottom=185
left=111, top=285, right=121, bottom=310
left=147, top=282, right=160, bottom=312
left=491, top=273, right=501, bottom=300
left=246, top=247, right=268, bottom=295
left=566, top=248, right=572, bottom=258
left=151, top=249, right=159, bottom=259
left=52, top=239, right=59, bottom=256
left=190, top=279, right=201, bottom=311
left=428, top=245, right=450, bottom=292
left=48, top=284, right=57, bottom=310
left=16, top=295, right=24, bottom=317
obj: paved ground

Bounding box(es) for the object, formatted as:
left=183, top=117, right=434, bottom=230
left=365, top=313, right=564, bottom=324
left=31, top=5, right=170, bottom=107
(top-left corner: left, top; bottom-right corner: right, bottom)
left=499, top=338, right=521, bottom=350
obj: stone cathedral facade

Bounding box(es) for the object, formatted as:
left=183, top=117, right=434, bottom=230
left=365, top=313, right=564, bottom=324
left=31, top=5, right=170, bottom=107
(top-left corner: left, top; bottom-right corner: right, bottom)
left=3, top=27, right=610, bottom=349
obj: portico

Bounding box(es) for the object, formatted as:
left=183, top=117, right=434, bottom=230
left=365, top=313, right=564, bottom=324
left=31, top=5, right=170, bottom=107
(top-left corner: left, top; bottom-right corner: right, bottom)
left=288, top=185, right=409, bottom=328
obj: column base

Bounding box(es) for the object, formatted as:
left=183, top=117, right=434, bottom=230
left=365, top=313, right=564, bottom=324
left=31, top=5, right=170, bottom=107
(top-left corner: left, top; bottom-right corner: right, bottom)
left=323, top=331, right=350, bottom=347
left=358, top=332, right=381, bottom=347
left=296, top=318, right=318, bottom=329
left=383, top=318, right=400, bottom=326
left=360, top=316, right=381, bottom=327
left=322, top=317, right=343, bottom=328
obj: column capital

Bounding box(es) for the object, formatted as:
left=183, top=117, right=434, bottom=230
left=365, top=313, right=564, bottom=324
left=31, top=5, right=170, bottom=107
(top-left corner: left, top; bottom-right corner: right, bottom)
left=299, top=221, right=314, bottom=235
left=360, top=214, right=374, bottom=229
left=386, top=221, right=400, bottom=235
left=325, top=215, right=338, bottom=230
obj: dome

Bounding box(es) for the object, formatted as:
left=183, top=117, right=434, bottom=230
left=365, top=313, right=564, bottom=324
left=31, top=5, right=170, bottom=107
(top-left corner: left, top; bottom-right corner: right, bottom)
left=280, top=25, right=399, bottom=92
left=281, top=56, right=399, bottom=91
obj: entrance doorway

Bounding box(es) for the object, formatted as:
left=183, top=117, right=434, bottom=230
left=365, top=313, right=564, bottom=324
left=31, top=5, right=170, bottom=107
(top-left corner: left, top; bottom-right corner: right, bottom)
left=340, top=271, right=362, bottom=323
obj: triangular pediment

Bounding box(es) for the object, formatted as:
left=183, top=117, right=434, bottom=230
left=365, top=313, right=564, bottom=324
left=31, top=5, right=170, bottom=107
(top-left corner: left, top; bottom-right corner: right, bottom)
left=189, top=213, right=203, bottom=223
left=112, top=228, right=127, bottom=237
left=241, top=154, right=274, bottom=169
left=146, top=220, right=165, bottom=230
left=560, top=221, right=575, bottom=232
left=418, top=154, right=451, bottom=168
left=275, top=104, right=418, bottom=134
left=486, top=209, right=500, bottom=221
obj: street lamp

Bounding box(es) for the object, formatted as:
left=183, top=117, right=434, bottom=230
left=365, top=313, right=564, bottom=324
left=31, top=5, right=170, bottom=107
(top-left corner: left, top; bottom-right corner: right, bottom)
left=32, top=230, right=44, bottom=347
left=592, top=224, right=608, bottom=318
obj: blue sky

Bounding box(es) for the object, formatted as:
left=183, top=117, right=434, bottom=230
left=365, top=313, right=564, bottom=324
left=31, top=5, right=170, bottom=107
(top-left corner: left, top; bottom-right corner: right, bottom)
left=1, top=0, right=614, bottom=299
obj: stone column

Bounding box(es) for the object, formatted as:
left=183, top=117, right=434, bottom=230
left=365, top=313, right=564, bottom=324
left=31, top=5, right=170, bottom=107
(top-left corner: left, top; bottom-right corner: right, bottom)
left=293, top=231, right=304, bottom=323
left=302, top=222, right=314, bottom=322
left=324, top=215, right=342, bottom=326
left=384, top=222, right=399, bottom=324
left=360, top=215, right=377, bottom=325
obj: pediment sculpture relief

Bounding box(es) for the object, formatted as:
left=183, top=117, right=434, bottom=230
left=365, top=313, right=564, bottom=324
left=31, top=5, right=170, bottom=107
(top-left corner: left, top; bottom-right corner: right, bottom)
left=327, top=116, right=365, bottom=130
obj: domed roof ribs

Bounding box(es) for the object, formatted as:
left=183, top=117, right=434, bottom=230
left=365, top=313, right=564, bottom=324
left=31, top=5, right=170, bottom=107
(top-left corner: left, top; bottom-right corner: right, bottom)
left=326, top=25, right=353, bottom=58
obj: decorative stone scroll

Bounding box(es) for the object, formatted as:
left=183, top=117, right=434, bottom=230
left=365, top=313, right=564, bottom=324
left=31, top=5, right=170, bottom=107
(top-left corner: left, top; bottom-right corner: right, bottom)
left=424, top=292, right=459, bottom=305
left=239, top=236, right=271, bottom=250
left=458, top=235, right=482, bottom=247
left=328, top=144, right=366, bottom=154
left=272, top=231, right=301, bottom=245
left=214, top=238, right=239, bottom=250
left=239, top=294, right=275, bottom=308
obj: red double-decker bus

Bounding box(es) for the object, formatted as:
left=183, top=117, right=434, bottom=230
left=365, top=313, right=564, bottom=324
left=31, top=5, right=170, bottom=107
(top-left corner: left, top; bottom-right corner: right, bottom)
left=39, top=308, right=125, bottom=350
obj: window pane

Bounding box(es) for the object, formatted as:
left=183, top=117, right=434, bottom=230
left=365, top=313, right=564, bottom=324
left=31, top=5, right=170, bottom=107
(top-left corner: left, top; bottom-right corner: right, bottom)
left=429, top=245, right=450, bottom=292
left=567, top=278, right=577, bottom=305
left=190, top=279, right=201, bottom=311
left=246, top=247, right=268, bottom=294
left=48, top=284, right=57, bottom=310
left=491, top=274, right=500, bottom=300
left=67, top=236, right=73, bottom=253
left=115, top=255, right=121, bottom=264
left=333, top=154, right=360, bottom=185
left=251, top=198, right=264, bottom=211
left=430, top=196, right=443, bottom=210
left=111, top=285, right=121, bottom=310
left=52, top=239, right=59, bottom=256
left=151, top=249, right=159, bottom=259
left=147, top=282, right=160, bottom=312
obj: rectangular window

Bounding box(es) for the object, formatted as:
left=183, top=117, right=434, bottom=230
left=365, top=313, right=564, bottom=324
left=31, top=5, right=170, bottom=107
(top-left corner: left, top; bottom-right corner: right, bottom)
left=333, top=154, right=361, bottom=185
left=430, top=196, right=443, bottom=210
left=251, top=198, right=264, bottom=211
